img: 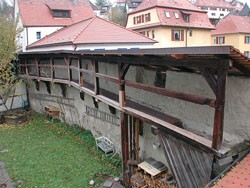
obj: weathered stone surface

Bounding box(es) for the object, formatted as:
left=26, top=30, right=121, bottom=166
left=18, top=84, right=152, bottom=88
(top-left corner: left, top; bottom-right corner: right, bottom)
left=0, top=162, right=13, bottom=188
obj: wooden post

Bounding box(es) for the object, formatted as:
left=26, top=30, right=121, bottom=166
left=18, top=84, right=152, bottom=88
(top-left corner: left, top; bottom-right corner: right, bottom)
left=35, top=58, right=40, bottom=78
left=118, top=63, right=126, bottom=107
left=50, top=57, right=54, bottom=81
left=92, top=60, right=99, bottom=95
left=121, top=112, right=129, bottom=186
left=135, top=119, right=140, bottom=161
left=78, top=57, right=83, bottom=87
left=212, top=63, right=228, bottom=150
left=24, top=58, right=29, bottom=76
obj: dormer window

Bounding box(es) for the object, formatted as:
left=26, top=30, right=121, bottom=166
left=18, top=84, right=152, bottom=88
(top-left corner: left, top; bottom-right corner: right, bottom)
left=47, top=4, right=71, bottom=18
left=165, top=11, right=170, bottom=18
left=174, top=12, right=179, bottom=19
left=181, top=11, right=191, bottom=22
left=52, top=10, right=70, bottom=18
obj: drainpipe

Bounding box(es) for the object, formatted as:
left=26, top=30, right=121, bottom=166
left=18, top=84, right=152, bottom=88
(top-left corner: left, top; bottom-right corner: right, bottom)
left=185, top=28, right=188, bottom=47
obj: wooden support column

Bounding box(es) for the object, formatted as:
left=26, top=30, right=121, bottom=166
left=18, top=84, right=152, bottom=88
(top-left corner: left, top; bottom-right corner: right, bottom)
left=79, top=57, right=83, bottom=87
left=118, top=63, right=130, bottom=107
left=212, top=62, right=228, bottom=150
left=121, top=112, right=129, bottom=186
left=35, top=58, right=40, bottom=78
left=92, top=60, right=99, bottom=95
left=24, top=58, right=29, bottom=76
left=50, top=57, right=54, bottom=81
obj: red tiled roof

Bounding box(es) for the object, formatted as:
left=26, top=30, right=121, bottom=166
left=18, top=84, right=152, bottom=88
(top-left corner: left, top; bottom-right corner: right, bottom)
left=195, top=0, right=236, bottom=9
left=130, top=0, right=204, bottom=14
left=211, top=15, right=250, bottom=35
left=28, top=16, right=156, bottom=48
left=157, top=7, right=214, bottom=29
left=128, top=7, right=214, bottom=30
left=212, top=153, right=250, bottom=188
left=18, top=0, right=94, bottom=27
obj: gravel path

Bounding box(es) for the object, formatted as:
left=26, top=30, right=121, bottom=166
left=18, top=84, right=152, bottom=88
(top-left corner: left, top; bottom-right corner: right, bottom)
left=0, top=161, right=13, bottom=188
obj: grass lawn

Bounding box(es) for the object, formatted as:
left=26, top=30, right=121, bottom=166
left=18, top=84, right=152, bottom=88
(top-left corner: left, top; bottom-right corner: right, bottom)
left=0, top=113, right=121, bottom=188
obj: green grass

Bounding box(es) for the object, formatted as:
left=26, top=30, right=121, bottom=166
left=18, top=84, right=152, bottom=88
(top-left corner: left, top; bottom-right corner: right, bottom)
left=0, top=113, right=121, bottom=188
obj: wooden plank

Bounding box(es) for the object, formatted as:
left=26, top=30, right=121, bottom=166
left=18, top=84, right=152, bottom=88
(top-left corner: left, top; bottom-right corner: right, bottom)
left=80, top=68, right=94, bottom=75
left=126, top=80, right=216, bottom=107
left=96, top=73, right=120, bottom=83
left=123, top=106, right=212, bottom=149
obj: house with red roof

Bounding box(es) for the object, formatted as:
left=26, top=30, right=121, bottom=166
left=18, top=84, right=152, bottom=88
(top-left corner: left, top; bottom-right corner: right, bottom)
left=14, top=0, right=94, bottom=52
left=190, top=0, right=243, bottom=25
left=126, top=0, right=214, bottom=48
left=26, top=16, right=156, bottom=52
left=211, top=14, right=250, bottom=58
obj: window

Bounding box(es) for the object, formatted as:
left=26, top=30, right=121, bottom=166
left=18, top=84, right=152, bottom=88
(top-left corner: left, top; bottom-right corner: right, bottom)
left=244, top=51, right=250, bottom=58
left=245, top=36, right=250, bottom=44
left=36, top=32, right=41, bottom=40
left=174, top=12, right=179, bottom=19
left=171, top=30, right=184, bottom=41
left=215, top=36, right=225, bottom=44
left=183, top=14, right=190, bottom=22
left=152, top=30, right=155, bottom=39
left=189, top=30, right=192, bottom=37
left=165, top=11, right=170, bottom=18
left=147, top=31, right=149, bottom=37
left=220, top=13, right=224, bottom=16
left=145, top=13, right=151, bottom=22
left=52, top=10, right=70, bottom=18
left=211, top=13, right=216, bottom=16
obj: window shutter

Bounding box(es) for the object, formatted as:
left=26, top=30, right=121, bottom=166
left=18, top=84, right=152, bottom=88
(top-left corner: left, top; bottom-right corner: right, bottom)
left=171, top=30, right=174, bottom=41
left=181, top=30, right=184, bottom=41
left=223, top=36, right=225, bottom=44
left=216, top=37, right=218, bottom=44
left=148, top=13, right=151, bottom=21
left=142, top=15, right=144, bottom=23
left=245, top=36, right=247, bottom=44
left=133, top=17, right=136, bottom=24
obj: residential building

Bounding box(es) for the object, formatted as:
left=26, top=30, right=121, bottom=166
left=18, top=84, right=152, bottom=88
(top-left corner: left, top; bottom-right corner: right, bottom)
left=190, top=0, right=243, bottom=25
left=126, top=0, right=214, bottom=48
left=211, top=14, right=250, bottom=58
left=26, top=16, right=156, bottom=52
left=113, top=0, right=143, bottom=13
left=14, top=0, right=94, bottom=52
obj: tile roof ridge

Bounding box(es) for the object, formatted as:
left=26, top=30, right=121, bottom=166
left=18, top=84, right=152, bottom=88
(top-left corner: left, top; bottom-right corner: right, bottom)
left=95, top=16, right=157, bottom=43
left=72, top=16, right=96, bottom=43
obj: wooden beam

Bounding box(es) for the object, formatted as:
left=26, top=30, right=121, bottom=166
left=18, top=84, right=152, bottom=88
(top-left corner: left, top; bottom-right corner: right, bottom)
left=79, top=57, right=83, bottom=87
left=118, top=63, right=126, bottom=107
left=92, top=60, right=100, bottom=95
left=35, top=58, right=40, bottom=78
left=126, top=80, right=216, bottom=107
left=200, top=68, right=217, bottom=95
left=212, top=63, right=228, bottom=150
left=82, top=55, right=224, bottom=68
left=121, top=112, right=129, bottom=186
left=96, top=73, right=120, bottom=84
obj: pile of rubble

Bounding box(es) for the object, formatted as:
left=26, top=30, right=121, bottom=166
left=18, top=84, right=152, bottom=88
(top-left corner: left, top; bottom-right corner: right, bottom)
left=130, top=168, right=177, bottom=188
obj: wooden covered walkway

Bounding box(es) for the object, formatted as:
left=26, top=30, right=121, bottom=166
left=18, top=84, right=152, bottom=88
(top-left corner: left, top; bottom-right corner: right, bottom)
left=18, top=46, right=250, bottom=187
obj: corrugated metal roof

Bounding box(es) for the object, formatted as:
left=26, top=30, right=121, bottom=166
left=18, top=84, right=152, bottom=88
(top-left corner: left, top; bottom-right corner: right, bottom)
left=212, top=153, right=250, bottom=188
